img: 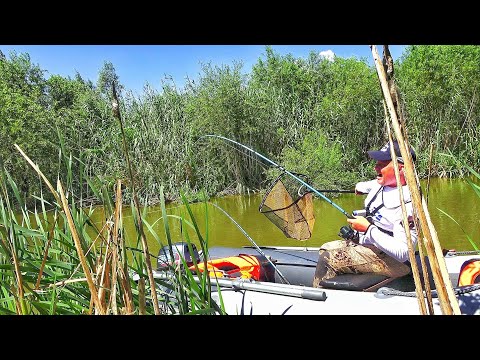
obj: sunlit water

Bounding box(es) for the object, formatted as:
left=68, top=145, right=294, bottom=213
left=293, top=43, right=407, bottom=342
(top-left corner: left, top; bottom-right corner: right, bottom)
left=91, top=177, right=480, bottom=261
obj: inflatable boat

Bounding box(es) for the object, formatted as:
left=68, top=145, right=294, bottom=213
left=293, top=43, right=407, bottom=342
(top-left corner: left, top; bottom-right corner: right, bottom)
left=150, top=242, right=480, bottom=315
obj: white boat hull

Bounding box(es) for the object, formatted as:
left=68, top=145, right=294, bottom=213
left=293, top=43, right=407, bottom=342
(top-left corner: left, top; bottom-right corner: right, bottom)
left=206, top=248, right=480, bottom=315
left=212, top=281, right=480, bottom=315
left=150, top=244, right=480, bottom=315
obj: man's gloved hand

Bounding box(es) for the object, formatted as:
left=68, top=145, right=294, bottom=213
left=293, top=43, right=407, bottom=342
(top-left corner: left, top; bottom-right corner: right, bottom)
left=347, top=216, right=372, bottom=233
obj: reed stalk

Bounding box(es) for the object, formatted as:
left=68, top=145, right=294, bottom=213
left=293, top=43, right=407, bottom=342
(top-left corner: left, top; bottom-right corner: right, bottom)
left=57, top=180, right=105, bottom=314
left=371, top=44, right=461, bottom=315
left=112, top=83, right=161, bottom=315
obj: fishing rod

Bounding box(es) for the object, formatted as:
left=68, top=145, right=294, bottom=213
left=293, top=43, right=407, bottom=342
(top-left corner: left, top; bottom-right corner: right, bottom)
left=313, top=189, right=355, bottom=193
left=201, top=134, right=355, bottom=219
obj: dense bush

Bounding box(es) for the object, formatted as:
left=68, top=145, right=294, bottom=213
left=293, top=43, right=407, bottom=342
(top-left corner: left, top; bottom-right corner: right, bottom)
left=1, top=45, right=480, bottom=208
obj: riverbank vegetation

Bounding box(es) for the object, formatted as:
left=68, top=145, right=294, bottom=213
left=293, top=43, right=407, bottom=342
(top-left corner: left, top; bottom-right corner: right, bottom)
left=0, top=147, right=225, bottom=314
left=1, top=45, right=479, bottom=209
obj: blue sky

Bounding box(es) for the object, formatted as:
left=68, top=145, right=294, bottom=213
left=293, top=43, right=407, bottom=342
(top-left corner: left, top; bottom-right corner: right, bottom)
left=0, top=45, right=407, bottom=96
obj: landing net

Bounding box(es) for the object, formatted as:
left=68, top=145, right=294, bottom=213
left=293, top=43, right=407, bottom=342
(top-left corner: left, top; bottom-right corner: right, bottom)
left=259, top=173, right=315, bottom=240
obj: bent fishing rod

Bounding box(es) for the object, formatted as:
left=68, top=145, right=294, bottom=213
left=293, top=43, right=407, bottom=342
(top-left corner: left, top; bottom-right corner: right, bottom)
left=201, top=135, right=355, bottom=219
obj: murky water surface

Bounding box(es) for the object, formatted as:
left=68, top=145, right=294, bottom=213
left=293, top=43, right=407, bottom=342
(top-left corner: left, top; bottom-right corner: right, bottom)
left=91, top=177, right=480, bottom=259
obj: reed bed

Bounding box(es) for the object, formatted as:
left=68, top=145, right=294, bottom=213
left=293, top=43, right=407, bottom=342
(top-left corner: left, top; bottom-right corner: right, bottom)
left=0, top=142, right=226, bottom=315
left=3, top=46, right=480, bottom=209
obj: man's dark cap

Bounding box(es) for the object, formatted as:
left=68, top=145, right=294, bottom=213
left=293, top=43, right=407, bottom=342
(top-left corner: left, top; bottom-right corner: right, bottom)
left=367, top=140, right=416, bottom=163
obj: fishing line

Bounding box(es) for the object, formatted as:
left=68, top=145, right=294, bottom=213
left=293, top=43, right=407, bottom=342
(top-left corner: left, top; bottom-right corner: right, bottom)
left=218, top=140, right=268, bottom=168
left=209, top=201, right=291, bottom=284
left=199, top=134, right=354, bottom=219
left=200, top=138, right=272, bottom=187
left=198, top=135, right=354, bottom=194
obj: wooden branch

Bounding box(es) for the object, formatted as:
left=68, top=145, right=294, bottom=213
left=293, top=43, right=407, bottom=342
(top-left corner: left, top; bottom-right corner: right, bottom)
left=370, top=45, right=461, bottom=315
left=381, top=100, right=428, bottom=315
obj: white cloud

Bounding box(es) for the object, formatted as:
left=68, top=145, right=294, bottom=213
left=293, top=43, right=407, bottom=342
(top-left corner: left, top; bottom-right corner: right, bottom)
left=319, top=50, right=335, bottom=62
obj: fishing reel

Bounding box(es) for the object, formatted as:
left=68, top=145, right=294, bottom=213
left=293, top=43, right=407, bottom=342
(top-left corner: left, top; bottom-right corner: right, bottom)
left=338, top=225, right=359, bottom=243
left=352, top=209, right=374, bottom=224
left=352, top=209, right=366, bottom=217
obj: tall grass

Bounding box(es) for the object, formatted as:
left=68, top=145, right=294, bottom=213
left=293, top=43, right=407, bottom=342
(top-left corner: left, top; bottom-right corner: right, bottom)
left=0, top=142, right=225, bottom=315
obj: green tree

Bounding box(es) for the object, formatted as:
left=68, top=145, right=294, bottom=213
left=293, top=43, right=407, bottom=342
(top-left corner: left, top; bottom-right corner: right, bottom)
left=0, top=51, right=54, bottom=204
left=397, top=45, right=480, bottom=176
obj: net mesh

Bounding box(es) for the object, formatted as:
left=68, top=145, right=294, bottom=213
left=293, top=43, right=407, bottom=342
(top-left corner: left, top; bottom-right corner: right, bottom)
left=259, top=173, right=315, bottom=240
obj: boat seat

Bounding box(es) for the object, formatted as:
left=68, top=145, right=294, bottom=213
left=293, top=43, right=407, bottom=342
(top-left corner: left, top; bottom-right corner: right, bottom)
left=317, top=254, right=441, bottom=292
left=319, top=274, right=391, bottom=291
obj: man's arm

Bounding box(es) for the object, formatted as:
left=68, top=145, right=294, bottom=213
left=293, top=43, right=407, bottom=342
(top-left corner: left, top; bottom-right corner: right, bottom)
left=359, top=206, right=418, bottom=262
left=359, top=213, right=418, bottom=263
left=348, top=201, right=418, bottom=263
left=355, top=179, right=377, bottom=195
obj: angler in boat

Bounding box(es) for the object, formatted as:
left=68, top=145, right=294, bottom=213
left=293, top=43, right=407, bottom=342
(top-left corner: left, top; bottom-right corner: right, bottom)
left=150, top=144, right=480, bottom=314
left=147, top=136, right=480, bottom=314
left=313, top=140, right=418, bottom=290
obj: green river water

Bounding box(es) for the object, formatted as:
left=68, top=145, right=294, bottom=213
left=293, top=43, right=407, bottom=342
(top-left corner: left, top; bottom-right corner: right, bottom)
left=91, top=177, right=480, bottom=262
